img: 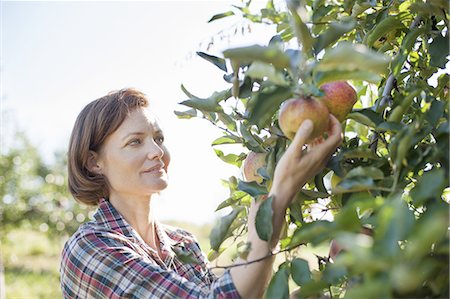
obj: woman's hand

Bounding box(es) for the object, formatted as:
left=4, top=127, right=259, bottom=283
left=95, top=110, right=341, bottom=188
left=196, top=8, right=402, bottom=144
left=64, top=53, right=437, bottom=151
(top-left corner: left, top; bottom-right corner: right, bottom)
left=271, top=114, right=343, bottom=208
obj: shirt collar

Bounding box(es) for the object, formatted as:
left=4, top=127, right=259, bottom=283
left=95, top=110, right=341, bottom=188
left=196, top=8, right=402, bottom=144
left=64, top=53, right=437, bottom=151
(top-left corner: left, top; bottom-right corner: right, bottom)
left=94, top=198, right=177, bottom=252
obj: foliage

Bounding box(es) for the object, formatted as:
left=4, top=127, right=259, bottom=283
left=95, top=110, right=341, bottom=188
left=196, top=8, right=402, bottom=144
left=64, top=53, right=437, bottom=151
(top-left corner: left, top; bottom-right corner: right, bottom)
left=0, top=131, right=94, bottom=239
left=177, top=0, right=449, bottom=298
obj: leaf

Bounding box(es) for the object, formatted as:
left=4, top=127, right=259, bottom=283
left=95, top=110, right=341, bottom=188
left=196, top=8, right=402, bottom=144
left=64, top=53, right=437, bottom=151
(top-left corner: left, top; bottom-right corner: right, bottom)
left=334, top=206, right=361, bottom=231
left=196, top=51, right=227, bottom=72
left=391, top=27, right=427, bottom=75
left=171, top=245, right=199, bottom=264
left=239, top=122, right=261, bottom=149
left=264, top=266, right=289, bottom=299
left=246, top=85, right=292, bottom=129
left=410, top=168, right=446, bottom=206
left=179, top=89, right=231, bottom=112
left=333, top=176, right=375, bottom=193
left=377, top=121, right=404, bottom=132
left=209, top=207, right=244, bottom=251
left=299, top=188, right=329, bottom=199
left=426, top=100, right=445, bottom=126
left=173, top=109, right=197, bottom=119
left=255, top=196, right=274, bottom=241
left=214, top=149, right=244, bottom=167
left=246, top=61, right=289, bottom=86
left=180, top=84, right=194, bottom=98
left=347, top=108, right=384, bottom=128
left=286, top=0, right=314, bottom=56
left=208, top=11, right=234, bottom=22
left=375, top=197, right=415, bottom=257
left=291, top=220, right=335, bottom=246
left=237, top=180, right=268, bottom=197
left=291, top=258, right=312, bottom=286
left=223, top=45, right=291, bottom=70
left=314, top=17, right=357, bottom=54
left=429, top=34, right=449, bottom=68
left=345, top=166, right=384, bottom=180
left=211, top=135, right=242, bottom=146
left=363, top=14, right=406, bottom=47
left=315, top=42, right=391, bottom=75
left=314, top=69, right=382, bottom=85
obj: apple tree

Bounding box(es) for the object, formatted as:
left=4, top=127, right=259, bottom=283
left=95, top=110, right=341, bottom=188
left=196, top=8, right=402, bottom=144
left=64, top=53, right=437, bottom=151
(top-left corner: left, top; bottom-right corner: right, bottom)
left=176, top=0, right=449, bottom=298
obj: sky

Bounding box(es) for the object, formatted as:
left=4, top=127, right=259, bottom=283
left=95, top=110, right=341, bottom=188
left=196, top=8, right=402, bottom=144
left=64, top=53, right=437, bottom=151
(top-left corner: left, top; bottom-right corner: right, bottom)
left=1, top=1, right=276, bottom=224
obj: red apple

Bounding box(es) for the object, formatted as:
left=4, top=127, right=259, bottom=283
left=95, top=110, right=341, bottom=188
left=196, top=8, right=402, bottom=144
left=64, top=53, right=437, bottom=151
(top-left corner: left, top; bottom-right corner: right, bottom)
left=278, top=96, right=330, bottom=142
left=320, top=81, right=357, bottom=122
left=243, top=152, right=267, bottom=183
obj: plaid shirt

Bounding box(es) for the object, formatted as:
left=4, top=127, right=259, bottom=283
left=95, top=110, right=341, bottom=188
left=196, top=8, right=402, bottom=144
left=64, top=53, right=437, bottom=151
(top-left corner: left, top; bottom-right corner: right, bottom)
left=60, top=198, right=240, bottom=298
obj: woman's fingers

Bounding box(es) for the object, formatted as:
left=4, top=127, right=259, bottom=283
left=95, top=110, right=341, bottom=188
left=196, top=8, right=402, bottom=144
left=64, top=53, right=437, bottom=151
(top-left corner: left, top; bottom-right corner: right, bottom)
left=289, top=119, right=313, bottom=156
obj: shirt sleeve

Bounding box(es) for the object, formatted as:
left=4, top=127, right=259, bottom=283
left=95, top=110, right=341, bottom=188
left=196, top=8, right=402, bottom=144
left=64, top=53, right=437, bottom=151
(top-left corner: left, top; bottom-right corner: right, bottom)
left=60, top=231, right=240, bottom=299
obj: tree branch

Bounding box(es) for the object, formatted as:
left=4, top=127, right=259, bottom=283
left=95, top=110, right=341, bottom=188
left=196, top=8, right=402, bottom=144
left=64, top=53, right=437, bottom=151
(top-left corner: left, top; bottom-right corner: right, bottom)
left=207, top=242, right=305, bottom=271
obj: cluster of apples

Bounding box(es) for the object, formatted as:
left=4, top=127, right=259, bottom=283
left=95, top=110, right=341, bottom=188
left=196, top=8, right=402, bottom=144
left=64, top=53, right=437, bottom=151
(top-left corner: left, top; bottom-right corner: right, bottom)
left=279, top=81, right=357, bottom=143
left=243, top=81, right=357, bottom=183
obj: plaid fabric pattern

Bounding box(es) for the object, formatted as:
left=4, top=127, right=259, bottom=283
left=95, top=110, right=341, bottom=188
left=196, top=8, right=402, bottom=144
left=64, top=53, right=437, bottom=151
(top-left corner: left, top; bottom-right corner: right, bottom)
left=60, top=198, right=240, bottom=298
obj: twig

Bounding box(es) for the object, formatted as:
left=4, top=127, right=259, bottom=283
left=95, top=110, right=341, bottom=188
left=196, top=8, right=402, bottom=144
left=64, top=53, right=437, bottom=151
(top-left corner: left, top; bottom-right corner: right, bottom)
left=208, top=242, right=305, bottom=271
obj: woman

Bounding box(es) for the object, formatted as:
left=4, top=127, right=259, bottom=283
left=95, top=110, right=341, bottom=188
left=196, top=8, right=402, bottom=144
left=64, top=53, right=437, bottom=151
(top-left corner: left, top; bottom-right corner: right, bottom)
left=60, top=88, right=342, bottom=298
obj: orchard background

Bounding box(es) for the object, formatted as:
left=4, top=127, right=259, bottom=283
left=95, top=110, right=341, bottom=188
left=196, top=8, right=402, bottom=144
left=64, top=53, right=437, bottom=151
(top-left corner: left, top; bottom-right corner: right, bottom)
left=176, top=0, right=449, bottom=298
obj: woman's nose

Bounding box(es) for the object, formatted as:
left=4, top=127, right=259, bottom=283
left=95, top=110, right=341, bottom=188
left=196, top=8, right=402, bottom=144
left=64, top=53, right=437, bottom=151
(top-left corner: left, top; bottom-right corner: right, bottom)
left=146, top=140, right=164, bottom=160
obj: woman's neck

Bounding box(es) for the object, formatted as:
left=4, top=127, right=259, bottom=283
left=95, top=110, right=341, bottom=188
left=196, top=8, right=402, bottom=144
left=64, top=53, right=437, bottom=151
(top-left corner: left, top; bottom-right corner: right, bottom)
left=109, top=193, right=158, bottom=249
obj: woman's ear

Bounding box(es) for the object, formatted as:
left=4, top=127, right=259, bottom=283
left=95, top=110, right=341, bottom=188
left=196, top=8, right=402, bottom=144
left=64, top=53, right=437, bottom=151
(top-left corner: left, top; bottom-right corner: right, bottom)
left=87, top=150, right=102, bottom=175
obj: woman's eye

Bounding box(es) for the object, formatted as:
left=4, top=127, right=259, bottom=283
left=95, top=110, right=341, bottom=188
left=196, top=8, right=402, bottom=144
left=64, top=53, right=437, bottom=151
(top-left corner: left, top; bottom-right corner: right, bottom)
left=128, top=138, right=141, bottom=146
left=155, top=136, right=164, bottom=144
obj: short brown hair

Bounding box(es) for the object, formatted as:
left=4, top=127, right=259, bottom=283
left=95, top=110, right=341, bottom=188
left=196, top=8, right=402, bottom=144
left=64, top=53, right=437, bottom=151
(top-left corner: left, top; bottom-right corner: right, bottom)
left=68, top=88, right=148, bottom=206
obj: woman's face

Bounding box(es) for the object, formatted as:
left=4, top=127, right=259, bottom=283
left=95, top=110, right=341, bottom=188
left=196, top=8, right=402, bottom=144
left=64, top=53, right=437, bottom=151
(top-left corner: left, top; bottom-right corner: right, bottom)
left=95, top=108, right=170, bottom=199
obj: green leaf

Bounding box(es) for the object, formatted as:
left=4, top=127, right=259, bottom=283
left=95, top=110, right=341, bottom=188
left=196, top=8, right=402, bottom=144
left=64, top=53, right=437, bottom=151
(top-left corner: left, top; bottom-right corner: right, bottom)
left=410, top=168, right=446, bottom=206
left=223, top=45, right=291, bottom=70
left=314, top=69, right=382, bottom=85
left=246, top=85, right=292, bottom=129
left=179, top=89, right=231, bottom=112
left=239, top=122, right=262, bottom=149
left=391, top=27, right=427, bottom=75
left=299, top=188, right=329, bottom=199
left=217, top=112, right=238, bottom=132
left=246, top=61, right=289, bottom=86
left=405, top=202, right=449, bottom=259
left=264, top=266, right=289, bottom=299
left=375, top=197, right=415, bottom=257
left=237, top=180, right=268, bottom=197
left=315, top=42, right=391, bottom=75
left=345, top=166, right=384, bottom=180
left=333, top=176, right=376, bottom=193
left=214, top=149, right=244, bottom=167
left=196, top=51, right=227, bottom=72
left=426, top=99, right=445, bottom=127
left=291, top=220, right=334, bottom=246
left=291, top=258, right=312, bottom=286
left=211, top=135, right=242, bottom=146
left=314, top=17, right=357, bottom=54
left=363, top=14, right=406, bottom=47
left=173, top=109, right=197, bottom=119
left=171, top=244, right=200, bottom=264
left=348, top=108, right=384, bottom=127
left=286, top=0, right=314, bottom=56
left=429, top=34, right=449, bottom=68
left=255, top=196, right=274, bottom=241
left=208, top=11, right=234, bottom=22
left=334, top=207, right=361, bottom=231
left=377, top=121, right=404, bottom=132
left=209, top=207, right=244, bottom=251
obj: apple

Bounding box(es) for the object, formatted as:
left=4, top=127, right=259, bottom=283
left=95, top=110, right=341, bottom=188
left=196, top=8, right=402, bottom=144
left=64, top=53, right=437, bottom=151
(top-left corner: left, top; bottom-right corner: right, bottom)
left=320, top=81, right=357, bottom=122
left=278, top=96, right=330, bottom=142
left=243, top=151, right=267, bottom=183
